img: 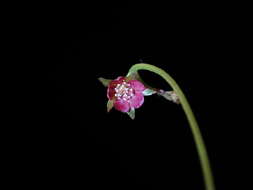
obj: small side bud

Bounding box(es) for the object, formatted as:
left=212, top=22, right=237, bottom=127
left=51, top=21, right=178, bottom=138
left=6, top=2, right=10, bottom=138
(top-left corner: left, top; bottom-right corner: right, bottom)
left=158, top=90, right=180, bottom=104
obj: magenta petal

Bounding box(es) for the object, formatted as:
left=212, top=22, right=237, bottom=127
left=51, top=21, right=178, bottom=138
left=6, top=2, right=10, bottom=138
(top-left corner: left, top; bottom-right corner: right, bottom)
left=114, top=100, right=130, bottom=112
left=129, top=93, right=144, bottom=109
left=129, top=80, right=145, bottom=92
left=107, top=76, right=126, bottom=99
left=115, top=76, right=126, bottom=82
left=107, top=86, right=115, bottom=99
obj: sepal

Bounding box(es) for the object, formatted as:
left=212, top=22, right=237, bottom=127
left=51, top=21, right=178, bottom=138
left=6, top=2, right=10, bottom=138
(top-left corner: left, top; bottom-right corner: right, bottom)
left=98, top=77, right=112, bottom=87
left=126, top=108, right=135, bottom=120
left=107, top=100, right=114, bottom=112
left=142, top=88, right=157, bottom=96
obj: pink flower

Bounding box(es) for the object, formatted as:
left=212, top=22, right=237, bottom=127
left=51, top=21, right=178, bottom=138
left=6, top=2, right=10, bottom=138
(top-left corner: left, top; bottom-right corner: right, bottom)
left=107, top=76, right=146, bottom=113
left=99, top=73, right=177, bottom=119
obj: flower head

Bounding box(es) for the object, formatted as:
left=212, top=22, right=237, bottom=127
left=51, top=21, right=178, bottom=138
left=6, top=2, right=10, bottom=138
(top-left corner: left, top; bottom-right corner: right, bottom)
left=98, top=66, right=180, bottom=119
left=98, top=73, right=157, bottom=119
left=107, top=76, right=146, bottom=113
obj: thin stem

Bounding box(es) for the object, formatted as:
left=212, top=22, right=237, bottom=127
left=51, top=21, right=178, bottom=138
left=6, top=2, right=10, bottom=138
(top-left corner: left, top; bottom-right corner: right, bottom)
left=128, top=63, right=215, bottom=190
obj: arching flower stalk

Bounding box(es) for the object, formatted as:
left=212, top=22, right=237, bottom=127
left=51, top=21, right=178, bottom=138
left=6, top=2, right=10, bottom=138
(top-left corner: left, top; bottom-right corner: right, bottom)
left=98, top=63, right=215, bottom=190
left=99, top=75, right=179, bottom=119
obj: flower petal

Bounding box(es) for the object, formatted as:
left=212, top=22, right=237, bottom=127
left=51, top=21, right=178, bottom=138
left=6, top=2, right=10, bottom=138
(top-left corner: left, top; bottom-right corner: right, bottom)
left=115, top=76, right=126, bottom=82
left=114, top=100, right=130, bottom=112
left=107, top=86, right=116, bottom=99
left=107, top=76, right=126, bottom=99
left=129, top=93, right=144, bottom=109
left=129, top=80, right=145, bottom=92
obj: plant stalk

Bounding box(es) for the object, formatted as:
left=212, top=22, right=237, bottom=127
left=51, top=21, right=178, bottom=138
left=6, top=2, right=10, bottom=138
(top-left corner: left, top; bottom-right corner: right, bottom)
left=128, top=63, right=215, bottom=190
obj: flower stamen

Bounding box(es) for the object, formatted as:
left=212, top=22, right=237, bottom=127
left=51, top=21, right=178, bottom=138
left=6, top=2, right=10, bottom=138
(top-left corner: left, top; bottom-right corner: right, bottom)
left=114, top=82, right=134, bottom=101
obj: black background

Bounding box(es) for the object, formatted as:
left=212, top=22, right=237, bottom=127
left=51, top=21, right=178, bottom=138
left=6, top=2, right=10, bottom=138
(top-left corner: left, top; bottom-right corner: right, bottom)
left=9, top=2, right=246, bottom=189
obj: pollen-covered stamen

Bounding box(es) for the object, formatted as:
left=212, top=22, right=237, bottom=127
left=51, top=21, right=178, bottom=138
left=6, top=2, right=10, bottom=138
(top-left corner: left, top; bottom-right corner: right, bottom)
left=114, top=81, right=134, bottom=101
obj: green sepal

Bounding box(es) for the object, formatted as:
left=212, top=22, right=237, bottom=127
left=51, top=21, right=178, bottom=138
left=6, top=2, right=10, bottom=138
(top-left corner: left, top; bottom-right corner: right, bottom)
left=126, top=71, right=142, bottom=81
left=127, top=108, right=135, bottom=120
left=107, top=100, right=114, bottom=112
left=98, top=77, right=112, bottom=87
left=142, top=88, right=157, bottom=96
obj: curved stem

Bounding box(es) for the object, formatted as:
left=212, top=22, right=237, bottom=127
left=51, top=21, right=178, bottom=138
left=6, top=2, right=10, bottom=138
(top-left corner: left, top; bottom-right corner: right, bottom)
left=128, top=63, right=215, bottom=190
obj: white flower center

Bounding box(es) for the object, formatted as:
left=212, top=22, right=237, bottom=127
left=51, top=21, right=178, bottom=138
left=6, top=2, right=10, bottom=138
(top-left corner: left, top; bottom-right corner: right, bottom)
left=114, top=81, right=134, bottom=102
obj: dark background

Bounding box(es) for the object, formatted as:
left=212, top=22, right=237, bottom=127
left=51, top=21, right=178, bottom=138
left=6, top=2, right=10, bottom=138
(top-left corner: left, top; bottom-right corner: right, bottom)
left=9, top=2, right=246, bottom=189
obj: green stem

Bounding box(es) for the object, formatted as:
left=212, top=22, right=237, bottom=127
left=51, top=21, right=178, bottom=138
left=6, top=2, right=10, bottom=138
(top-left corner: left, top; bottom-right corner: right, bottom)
left=128, top=63, right=215, bottom=190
